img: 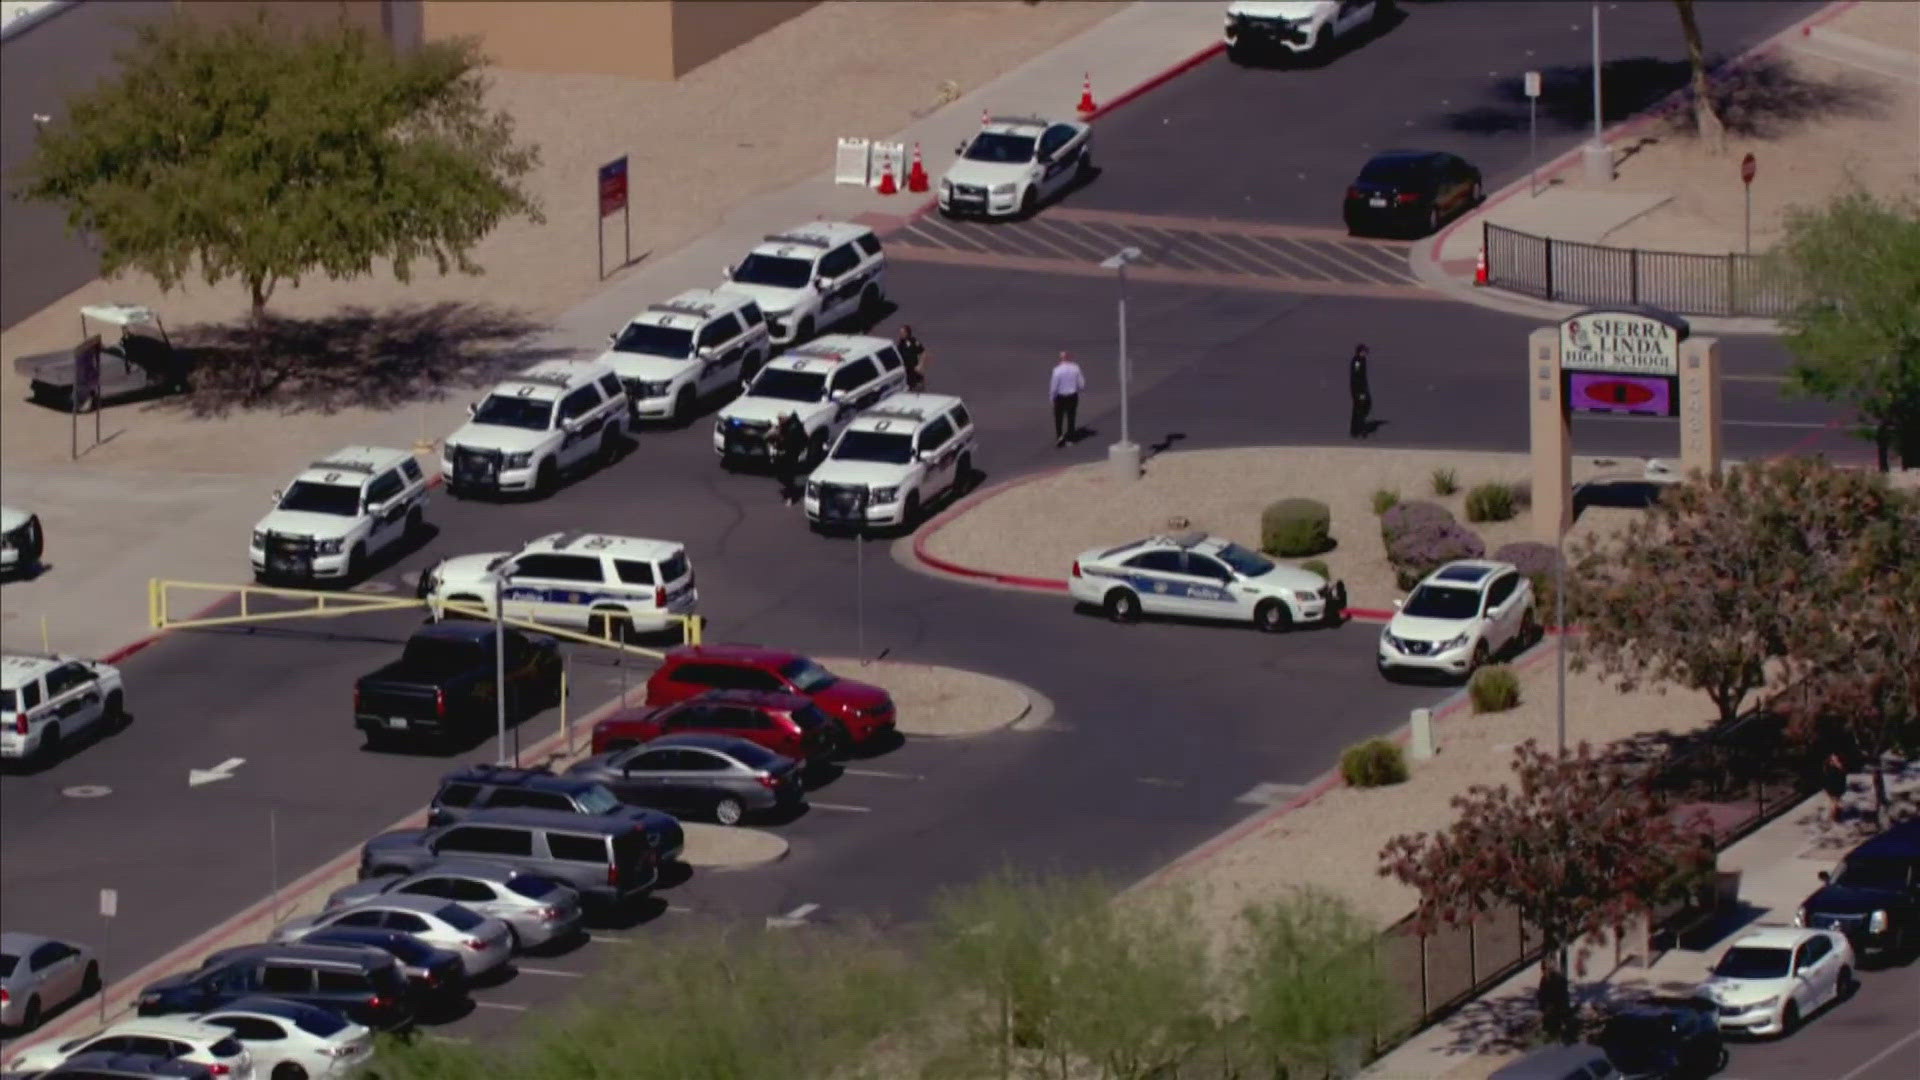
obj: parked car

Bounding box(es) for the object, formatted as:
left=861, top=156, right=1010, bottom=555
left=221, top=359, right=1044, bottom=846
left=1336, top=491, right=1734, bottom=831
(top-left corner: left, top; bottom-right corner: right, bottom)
left=352, top=623, right=561, bottom=749
left=1067, top=529, right=1341, bottom=631
left=356, top=808, right=658, bottom=913
left=425, top=764, right=685, bottom=859
left=1596, top=1000, right=1725, bottom=1078
left=1224, top=0, right=1390, bottom=65
left=1797, top=819, right=1920, bottom=960
left=646, top=645, right=896, bottom=747
left=193, top=997, right=373, bottom=1080
left=1696, top=926, right=1855, bottom=1037
left=1, top=932, right=99, bottom=1032
left=1, top=653, right=126, bottom=767
left=6, top=1016, right=250, bottom=1079
left=12, top=304, right=187, bottom=411
left=271, top=896, right=511, bottom=979
left=567, top=733, right=805, bottom=826
left=1488, top=1043, right=1618, bottom=1080
left=290, top=928, right=465, bottom=1015
left=1378, top=559, right=1538, bottom=681
left=1342, top=149, right=1482, bottom=238
left=36, top=1051, right=219, bottom=1079
left=322, top=859, right=584, bottom=950
left=135, top=944, right=412, bottom=1033
left=0, top=504, right=45, bottom=578
left=592, top=688, right=845, bottom=764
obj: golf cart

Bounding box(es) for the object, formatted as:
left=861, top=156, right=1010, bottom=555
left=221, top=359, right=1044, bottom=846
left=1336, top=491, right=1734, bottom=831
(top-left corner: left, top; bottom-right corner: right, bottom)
left=12, top=303, right=188, bottom=410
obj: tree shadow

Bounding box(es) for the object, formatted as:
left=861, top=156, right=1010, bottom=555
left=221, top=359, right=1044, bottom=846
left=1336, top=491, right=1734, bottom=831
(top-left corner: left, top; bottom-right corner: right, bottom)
left=159, top=301, right=565, bottom=418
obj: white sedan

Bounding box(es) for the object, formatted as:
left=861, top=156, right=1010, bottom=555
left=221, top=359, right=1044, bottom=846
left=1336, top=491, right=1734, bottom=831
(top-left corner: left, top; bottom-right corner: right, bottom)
left=197, top=997, right=373, bottom=1079
left=1697, top=926, right=1856, bottom=1037
left=939, top=115, right=1092, bottom=219
left=6, top=1015, right=254, bottom=1077
left=1069, top=531, right=1342, bottom=631
left=1377, top=560, right=1537, bottom=680
left=273, top=895, right=512, bottom=978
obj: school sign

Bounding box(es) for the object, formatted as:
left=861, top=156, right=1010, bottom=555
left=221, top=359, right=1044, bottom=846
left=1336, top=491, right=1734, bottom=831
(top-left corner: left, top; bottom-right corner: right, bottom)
left=1558, top=309, right=1685, bottom=377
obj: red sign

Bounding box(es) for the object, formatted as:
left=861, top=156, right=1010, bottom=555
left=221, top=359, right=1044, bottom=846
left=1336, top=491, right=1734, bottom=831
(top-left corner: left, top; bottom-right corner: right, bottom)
left=1740, top=152, right=1756, bottom=185
left=598, top=156, right=629, bottom=217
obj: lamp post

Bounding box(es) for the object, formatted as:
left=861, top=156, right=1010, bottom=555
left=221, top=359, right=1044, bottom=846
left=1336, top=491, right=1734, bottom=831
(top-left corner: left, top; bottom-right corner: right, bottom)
left=1099, top=246, right=1143, bottom=481
left=494, top=574, right=509, bottom=765
left=1581, top=3, right=1613, bottom=183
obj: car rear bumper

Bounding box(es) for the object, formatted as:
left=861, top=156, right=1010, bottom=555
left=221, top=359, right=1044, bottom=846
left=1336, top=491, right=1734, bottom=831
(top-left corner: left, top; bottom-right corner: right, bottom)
left=511, top=909, right=582, bottom=948
left=1343, top=202, right=1430, bottom=234
left=356, top=712, right=453, bottom=738
left=0, top=729, right=44, bottom=758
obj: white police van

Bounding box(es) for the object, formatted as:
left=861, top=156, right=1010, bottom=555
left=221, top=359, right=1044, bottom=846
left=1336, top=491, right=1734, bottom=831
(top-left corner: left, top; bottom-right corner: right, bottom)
left=442, top=360, right=631, bottom=498
left=251, top=446, right=430, bottom=584
left=597, top=289, right=771, bottom=424
left=421, top=531, right=698, bottom=642
left=719, top=222, right=887, bottom=346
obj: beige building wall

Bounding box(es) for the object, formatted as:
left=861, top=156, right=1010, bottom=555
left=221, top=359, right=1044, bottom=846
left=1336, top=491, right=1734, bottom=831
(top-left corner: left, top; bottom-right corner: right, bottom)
left=419, top=0, right=818, bottom=80
left=173, top=0, right=390, bottom=36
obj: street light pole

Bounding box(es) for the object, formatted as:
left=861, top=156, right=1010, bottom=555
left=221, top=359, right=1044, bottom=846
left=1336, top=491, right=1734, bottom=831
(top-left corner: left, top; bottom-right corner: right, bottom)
left=494, top=574, right=509, bottom=765
left=1582, top=3, right=1613, bottom=183
left=1099, top=246, right=1143, bottom=482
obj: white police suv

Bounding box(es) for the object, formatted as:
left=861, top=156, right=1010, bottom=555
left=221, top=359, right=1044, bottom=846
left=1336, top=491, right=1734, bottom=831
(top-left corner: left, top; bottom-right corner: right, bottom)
left=940, top=114, right=1092, bottom=219
left=719, top=221, right=886, bottom=346
left=1069, top=531, right=1343, bottom=631
left=442, top=360, right=631, bottom=498
left=2, top=652, right=125, bottom=764
left=714, top=334, right=908, bottom=469
left=597, top=289, right=771, bottom=424
left=251, top=446, right=430, bottom=584
left=421, top=531, right=698, bottom=642
left=805, top=393, right=976, bottom=531
left=1224, top=1, right=1385, bottom=63
left=0, top=504, right=43, bottom=576
left=1378, top=559, right=1538, bottom=681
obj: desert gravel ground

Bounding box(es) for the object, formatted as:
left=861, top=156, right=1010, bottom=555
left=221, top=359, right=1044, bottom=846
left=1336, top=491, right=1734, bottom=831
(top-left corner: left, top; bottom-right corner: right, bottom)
left=817, top=656, right=1034, bottom=738
left=921, top=446, right=1652, bottom=609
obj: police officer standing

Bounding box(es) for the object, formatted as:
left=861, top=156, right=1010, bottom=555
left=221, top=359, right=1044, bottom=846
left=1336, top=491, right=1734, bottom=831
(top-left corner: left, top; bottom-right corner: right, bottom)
left=897, top=324, right=930, bottom=391
left=772, top=411, right=808, bottom=505
left=1348, top=344, right=1373, bottom=440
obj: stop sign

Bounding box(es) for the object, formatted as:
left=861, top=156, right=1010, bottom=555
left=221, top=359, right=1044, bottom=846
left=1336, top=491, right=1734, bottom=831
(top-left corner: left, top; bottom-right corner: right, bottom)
left=1741, top=153, right=1757, bottom=185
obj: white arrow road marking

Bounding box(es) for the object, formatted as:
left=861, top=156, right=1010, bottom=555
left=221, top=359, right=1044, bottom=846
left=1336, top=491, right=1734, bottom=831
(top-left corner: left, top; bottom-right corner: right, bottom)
left=471, top=1001, right=527, bottom=1011
left=840, top=767, right=924, bottom=780
left=188, top=757, right=246, bottom=787
left=513, top=966, right=584, bottom=978
left=806, top=801, right=871, bottom=813
left=766, top=902, right=819, bottom=929
left=1236, top=782, right=1306, bottom=807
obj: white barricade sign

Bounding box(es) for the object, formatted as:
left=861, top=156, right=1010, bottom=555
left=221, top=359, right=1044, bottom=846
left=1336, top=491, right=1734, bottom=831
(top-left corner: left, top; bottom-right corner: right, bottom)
left=869, top=141, right=906, bottom=189
left=834, top=137, right=872, bottom=187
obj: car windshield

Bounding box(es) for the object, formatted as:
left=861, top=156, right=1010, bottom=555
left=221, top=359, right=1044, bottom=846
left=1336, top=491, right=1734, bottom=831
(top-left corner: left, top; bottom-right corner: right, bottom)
left=965, top=132, right=1037, bottom=164
left=277, top=481, right=361, bottom=516
left=781, top=658, right=837, bottom=693
left=1358, top=157, right=1429, bottom=185
left=747, top=368, right=828, bottom=403
left=1712, top=946, right=1791, bottom=979
left=1600, top=1016, right=1672, bottom=1067
left=0, top=952, right=17, bottom=977
left=574, top=785, right=622, bottom=815
left=472, top=394, right=554, bottom=431
left=1401, top=584, right=1482, bottom=620
left=1834, top=858, right=1908, bottom=890
left=831, top=430, right=914, bottom=464
left=399, top=639, right=480, bottom=676
left=506, top=874, right=564, bottom=901
left=732, top=253, right=814, bottom=290
left=434, top=903, right=485, bottom=931
left=1215, top=542, right=1275, bottom=577
left=292, top=1006, right=350, bottom=1037
left=611, top=321, right=694, bottom=359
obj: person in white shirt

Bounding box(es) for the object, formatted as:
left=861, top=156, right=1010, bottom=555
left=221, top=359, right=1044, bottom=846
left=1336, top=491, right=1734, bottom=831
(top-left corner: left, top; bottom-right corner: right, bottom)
left=1049, top=351, right=1085, bottom=447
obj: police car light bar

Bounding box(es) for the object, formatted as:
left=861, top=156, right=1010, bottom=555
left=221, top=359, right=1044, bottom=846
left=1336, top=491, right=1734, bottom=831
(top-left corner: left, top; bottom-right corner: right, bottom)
left=547, top=530, right=593, bottom=550
left=309, top=459, right=378, bottom=475
left=987, top=114, right=1049, bottom=128
left=862, top=407, right=928, bottom=423
left=1152, top=530, right=1208, bottom=549
left=507, top=372, right=577, bottom=389
left=763, top=232, right=832, bottom=249
left=786, top=345, right=847, bottom=361
left=647, top=301, right=717, bottom=318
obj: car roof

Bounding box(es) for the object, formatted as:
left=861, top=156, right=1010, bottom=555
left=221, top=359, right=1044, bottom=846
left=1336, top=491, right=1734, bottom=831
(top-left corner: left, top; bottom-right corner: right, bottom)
left=492, top=359, right=614, bottom=399
left=1729, top=925, right=1819, bottom=949
left=1428, top=560, right=1508, bottom=585
left=335, top=893, right=461, bottom=918
left=980, top=114, right=1054, bottom=136
left=0, top=930, right=61, bottom=953
left=627, top=289, right=753, bottom=329
left=666, top=643, right=802, bottom=668
left=524, top=530, right=681, bottom=561
left=403, top=858, right=529, bottom=882
left=683, top=687, right=814, bottom=710
left=751, top=220, right=872, bottom=256
left=207, top=995, right=343, bottom=1025
left=643, top=731, right=778, bottom=758
left=1095, top=530, right=1224, bottom=559
left=850, top=393, right=966, bottom=429
left=1847, top=819, right=1920, bottom=860
left=771, top=334, right=892, bottom=371
left=95, top=1015, right=232, bottom=1040
left=1, top=653, right=65, bottom=686
left=441, top=763, right=577, bottom=791
left=47, top=1052, right=215, bottom=1078
left=458, top=806, right=638, bottom=834
left=295, top=446, right=412, bottom=483
left=204, top=942, right=391, bottom=970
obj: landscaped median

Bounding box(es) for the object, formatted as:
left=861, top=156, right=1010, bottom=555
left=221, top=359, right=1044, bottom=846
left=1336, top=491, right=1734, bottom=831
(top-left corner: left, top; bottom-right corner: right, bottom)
left=816, top=656, right=1040, bottom=737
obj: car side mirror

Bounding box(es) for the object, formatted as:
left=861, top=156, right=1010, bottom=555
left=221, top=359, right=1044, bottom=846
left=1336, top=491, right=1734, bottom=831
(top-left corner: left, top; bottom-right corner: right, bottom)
left=1037, top=150, right=1053, bottom=164
left=563, top=418, right=582, bottom=434
left=814, top=276, right=830, bottom=292
left=955, top=142, right=967, bottom=155
left=1392, top=598, right=1403, bottom=609
left=607, top=332, right=618, bottom=344
left=721, top=263, right=734, bottom=279
left=828, top=389, right=846, bottom=402
left=466, top=402, right=478, bottom=417
left=1818, top=870, right=1832, bottom=883
left=269, top=488, right=283, bottom=503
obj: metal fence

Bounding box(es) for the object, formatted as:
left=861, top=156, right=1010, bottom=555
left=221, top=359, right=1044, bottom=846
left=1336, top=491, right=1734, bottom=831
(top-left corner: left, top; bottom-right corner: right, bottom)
left=1483, top=222, right=1802, bottom=318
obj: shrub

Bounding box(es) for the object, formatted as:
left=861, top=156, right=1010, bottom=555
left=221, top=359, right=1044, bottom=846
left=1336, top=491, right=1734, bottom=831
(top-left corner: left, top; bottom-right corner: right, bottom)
left=1300, top=558, right=1331, bottom=580
left=1469, top=665, right=1522, bottom=713
left=1430, top=467, right=1459, bottom=496
left=1388, top=520, right=1486, bottom=589
left=1371, top=488, right=1400, bottom=515
left=1465, top=482, right=1518, bottom=523
left=1341, top=739, right=1408, bottom=787
left=1261, top=498, right=1333, bottom=557
left=1493, top=541, right=1560, bottom=577
left=1378, top=500, right=1454, bottom=543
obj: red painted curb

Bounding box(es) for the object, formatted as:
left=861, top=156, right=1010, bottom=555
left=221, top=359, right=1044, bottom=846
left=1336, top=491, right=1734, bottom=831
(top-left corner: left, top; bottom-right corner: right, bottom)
left=911, top=467, right=1075, bottom=591
left=1084, top=41, right=1226, bottom=123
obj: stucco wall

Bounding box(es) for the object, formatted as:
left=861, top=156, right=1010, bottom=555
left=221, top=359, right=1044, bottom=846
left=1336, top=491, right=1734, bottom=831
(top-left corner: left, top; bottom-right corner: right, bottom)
left=420, top=0, right=817, bottom=80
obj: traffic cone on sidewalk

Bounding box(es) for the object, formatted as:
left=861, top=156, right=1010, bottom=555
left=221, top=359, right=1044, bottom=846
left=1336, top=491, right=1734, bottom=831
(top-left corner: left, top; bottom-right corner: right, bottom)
left=981, top=108, right=991, bottom=127
left=906, top=142, right=929, bottom=193
left=1473, top=244, right=1489, bottom=287
left=876, top=159, right=898, bottom=196
left=1076, top=72, right=1098, bottom=115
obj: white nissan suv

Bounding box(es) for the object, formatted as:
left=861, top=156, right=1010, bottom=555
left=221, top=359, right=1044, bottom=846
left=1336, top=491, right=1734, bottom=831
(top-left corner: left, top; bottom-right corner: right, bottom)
left=805, top=393, right=977, bottom=531
left=1377, top=559, right=1538, bottom=681
left=718, top=222, right=886, bottom=346
left=597, top=289, right=771, bottom=424
left=713, top=335, right=909, bottom=469
left=421, top=531, right=698, bottom=642
left=442, top=360, right=631, bottom=499
left=940, top=114, right=1092, bottom=219
left=251, top=446, right=430, bottom=584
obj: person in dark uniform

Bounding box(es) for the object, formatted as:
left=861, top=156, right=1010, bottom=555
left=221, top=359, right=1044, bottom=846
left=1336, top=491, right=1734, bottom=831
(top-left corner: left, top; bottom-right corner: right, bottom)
left=897, top=324, right=929, bottom=391
left=1348, top=344, right=1372, bottom=439
left=771, top=411, right=808, bottom=505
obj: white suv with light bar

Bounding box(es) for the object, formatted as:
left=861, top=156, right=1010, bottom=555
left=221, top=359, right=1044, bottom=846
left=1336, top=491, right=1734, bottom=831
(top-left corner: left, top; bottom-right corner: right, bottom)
left=1, top=652, right=125, bottom=765
left=250, top=446, right=430, bottom=584
left=718, top=221, right=887, bottom=346
left=442, top=360, right=631, bottom=498
left=1068, top=531, right=1343, bottom=631
left=713, top=334, right=909, bottom=468
left=1224, top=0, right=1385, bottom=63
left=420, top=531, right=698, bottom=642
left=596, top=289, right=772, bottom=424
left=940, top=114, right=1092, bottom=219
left=805, top=393, right=977, bottom=530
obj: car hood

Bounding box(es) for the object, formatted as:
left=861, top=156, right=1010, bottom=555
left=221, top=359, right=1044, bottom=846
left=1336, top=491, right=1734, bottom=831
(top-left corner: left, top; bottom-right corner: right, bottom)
left=431, top=551, right=511, bottom=589
left=716, top=281, right=808, bottom=316
left=721, top=395, right=828, bottom=428
left=1803, top=882, right=1899, bottom=916
left=595, top=348, right=695, bottom=383
left=1249, top=564, right=1328, bottom=593
left=809, top=458, right=912, bottom=488
left=445, top=422, right=553, bottom=455
left=364, top=828, right=431, bottom=856
left=0, top=504, right=27, bottom=531
left=1229, top=0, right=1332, bottom=19
left=254, top=508, right=359, bottom=541
left=1384, top=613, right=1475, bottom=642
left=942, top=158, right=1034, bottom=189
left=815, top=675, right=891, bottom=714
left=327, top=876, right=399, bottom=910
left=1698, top=976, right=1785, bottom=1005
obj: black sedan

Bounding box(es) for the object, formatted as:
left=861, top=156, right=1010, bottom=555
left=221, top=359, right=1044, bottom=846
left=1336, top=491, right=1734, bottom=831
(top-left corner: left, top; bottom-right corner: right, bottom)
left=1342, top=149, right=1482, bottom=238
left=1598, top=1000, right=1727, bottom=1079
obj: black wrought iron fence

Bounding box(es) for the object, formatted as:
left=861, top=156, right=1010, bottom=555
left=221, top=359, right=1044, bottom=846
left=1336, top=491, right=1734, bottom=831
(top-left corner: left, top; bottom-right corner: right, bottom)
left=1483, top=222, right=1801, bottom=318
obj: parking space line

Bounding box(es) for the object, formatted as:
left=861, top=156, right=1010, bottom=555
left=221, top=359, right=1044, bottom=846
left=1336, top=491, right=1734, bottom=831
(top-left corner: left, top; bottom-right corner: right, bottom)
left=1064, top=217, right=1159, bottom=261
left=1208, top=232, right=1312, bottom=279
left=883, top=243, right=1441, bottom=301
left=1025, top=218, right=1114, bottom=261
left=1228, top=235, right=1340, bottom=281
left=471, top=1001, right=528, bottom=1011
left=1169, top=231, right=1266, bottom=275
left=1266, top=236, right=1374, bottom=284
left=1340, top=240, right=1421, bottom=282
left=956, top=222, right=1042, bottom=259
left=1840, top=1029, right=1920, bottom=1080
left=841, top=767, right=925, bottom=780
left=995, top=222, right=1090, bottom=263
left=911, top=217, right=992, bottom=253
left=808, top=801, right=873, bottom=813
left=587, top=933, right=634, bottom=942
left=514, top=965, right=586, bottom=978
left=1129, top=226, right=1209, bottom=271
left=1331, top=241, right=1417, bottom=285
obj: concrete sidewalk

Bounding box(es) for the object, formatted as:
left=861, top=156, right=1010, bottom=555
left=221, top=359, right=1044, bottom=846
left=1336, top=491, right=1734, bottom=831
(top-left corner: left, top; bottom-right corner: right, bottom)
left=0, top=0, right=1225, bottom=663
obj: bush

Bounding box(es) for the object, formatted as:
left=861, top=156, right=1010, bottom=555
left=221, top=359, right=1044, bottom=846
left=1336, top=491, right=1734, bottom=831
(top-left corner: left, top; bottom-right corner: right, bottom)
left=1299, top=558, right=1330, bottom=580
left=1378, top=500, right=1454, bottom=543
left=1340, top=739, right=1408, bottom=787
left=1469, top=665, right=1522, bottom=713
left=1260, top=498, right=1333, bottom=557
left=1465, top=482, right=1518, bottom=523
left=1493, top=541, right=1560, bottom=577
left=1388, top=520, right=1486, bottom=589
left=1430, top=467, right=1459, bottom=496
left=1371, top=488, right=1400, bottom=515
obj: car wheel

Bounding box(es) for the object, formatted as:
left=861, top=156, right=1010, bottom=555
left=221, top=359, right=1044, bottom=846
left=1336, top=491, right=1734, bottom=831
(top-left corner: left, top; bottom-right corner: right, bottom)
left=1467, top=640, right=1489, bottom=677
left=22, top=994, right=41, bottom=1031
left=741, top=352, right=763, bottom=384
left=902, top=492, right=922, bottom=528
left=1426, top=206, right=1440, bottom=235
left=1836, top=965, right=1857, bottom=1001
left=1470, top=180, right=1484, bottom=207
left=1227, top=41, right=1251, bottom=65
left=504, top=925, right=522, bottom=953
left=1019, top=186, right=1038, bottom=219
left=809, top=430, right=829, bottom=467
left=1254, top=599, right=1293, bottom=634
left=674, top=387, right=698, bottom=425
left=272, top=1062, right=310, bottom=1080
left=35, top=724, right=60, bottom=766
left=1076, top=149, right=1095, bottom=181
left=1780, top=1001, right=1800, bottom=1036
left=346, top=543, right=367, bottom=582
left=405, top=507, right=425, bottom=538
left=599, top=429, right=619, bottom=467
left=859, top=284, right=882, bottom=318
left=797, top=317, right=816, bottom=343
left=104, top=691, right=126, bottom=730
left=535, top=459, right=559, bottom=497
left=80, top=961, right=101, bottom=999
left=1516, top=610, right=1540, bottom=654
left=1312, top=27, right=1331, bottom=59
left=1104, top=588, right=1141, bottom=624
left=713, top=796, right=745, bottom=826
left=956, top=452, right=975, bottom=493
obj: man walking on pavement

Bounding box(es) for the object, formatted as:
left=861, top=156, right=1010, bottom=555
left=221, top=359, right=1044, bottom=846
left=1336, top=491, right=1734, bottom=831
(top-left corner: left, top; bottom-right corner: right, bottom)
left=1348, top=343, right=1373, bottom=439
left=1050, top=350, right=1084, bottom=447
left=897, top=324, right=930, bottom=391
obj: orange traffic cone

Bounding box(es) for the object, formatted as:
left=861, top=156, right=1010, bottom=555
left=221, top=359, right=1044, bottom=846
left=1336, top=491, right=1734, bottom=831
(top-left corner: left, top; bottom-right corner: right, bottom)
left=876, top=159, right=898, bottom=196
left=1473, top=244, right=1489, bottom=286
left=906, top=142, right=929, bottom=193
left=1076, top=72, right=1098, bottom=115
left=981, top=108, right=990, bottom=127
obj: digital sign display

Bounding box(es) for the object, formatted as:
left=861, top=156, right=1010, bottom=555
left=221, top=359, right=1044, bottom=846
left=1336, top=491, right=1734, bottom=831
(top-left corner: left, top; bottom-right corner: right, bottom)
left=1565, top=371, right=1677, bottom=417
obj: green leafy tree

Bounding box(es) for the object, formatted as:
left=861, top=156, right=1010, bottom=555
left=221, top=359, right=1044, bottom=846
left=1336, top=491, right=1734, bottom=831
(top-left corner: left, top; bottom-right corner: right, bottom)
left=1230, top=887, right=1396, bottom=1079
left=1672, top=1, right=1727, bottom=151
left=1772, top=189, right=1920, bottom=471
left=13, top=12, right=541, bottom=318
left=1049, top=890, right=1222, bottom=1080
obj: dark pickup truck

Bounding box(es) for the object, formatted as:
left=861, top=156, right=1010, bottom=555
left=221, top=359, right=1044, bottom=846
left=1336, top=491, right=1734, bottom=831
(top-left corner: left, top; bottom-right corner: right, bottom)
left=355, top=622, right=563, bottom=748
left=14, top=304, right=188, bottom=410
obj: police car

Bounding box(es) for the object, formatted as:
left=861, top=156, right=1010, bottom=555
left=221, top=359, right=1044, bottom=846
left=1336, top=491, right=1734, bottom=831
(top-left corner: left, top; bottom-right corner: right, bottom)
left=718, top=221, right=886, bottom=346
left=939, top=114, right=1092, bottom=219
left=597, top=289, right=772, bottom=424
left=1378, top=559, right=1538, bottom=681
left=2, top=652, right=125, bottom=765
left=1224, top=1, right=1387, bottom=63
left=805, top=393, right=977, bottom=531
left=420, top=531, right=698, bottom=642
left=713, top=335, right=909, bottom=469
left=250, top=447, right=431, bottom=584
left=0, top=504, right=44, bottom=577
left=442, top=360, right=631, bottom=498
left=1068, top=531, right=1344, bottom=631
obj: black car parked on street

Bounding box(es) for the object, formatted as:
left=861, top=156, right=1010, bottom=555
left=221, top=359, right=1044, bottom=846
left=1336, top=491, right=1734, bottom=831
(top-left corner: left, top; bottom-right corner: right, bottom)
left=1597, top=1000, right=1726, bottom=1079
left=1798, top=819, right=1920, bottom=961
left=1342, top=149, right=1482, bottom=238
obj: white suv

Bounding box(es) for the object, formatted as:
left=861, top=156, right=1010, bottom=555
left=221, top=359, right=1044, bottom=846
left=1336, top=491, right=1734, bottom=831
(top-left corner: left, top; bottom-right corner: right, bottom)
left=442, top=360, right=631, bottom=498
left=805, top=393, right=977, bottom=530
left=1, top=653, right=125, bottom=765
left=713, top=334, right=909, bottom=468
left=1378, top=559, right=1538, bottom=680
left=6, top=1014, right=253, bottom=1077
left=597, top=289, right=772, bottom=424
left=1, top=503, right=44, bottom=576
left=1224, top=0, right=1385, bottom=63
left=940, top=114, right=1093, bottom=219
left=421, top=531, right=698, bottom=642
left=251, top=446, right=430, bottom=584
left=719, top=221, right=886, bottom=346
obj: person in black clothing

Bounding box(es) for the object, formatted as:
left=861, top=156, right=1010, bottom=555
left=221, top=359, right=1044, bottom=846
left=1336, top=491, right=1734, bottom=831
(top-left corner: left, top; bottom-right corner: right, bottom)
left=771, top=411, right=808, bottom=505
left=1348, top=344, right=1372, bottom=439
left=897, top=324, right=929, bottom=390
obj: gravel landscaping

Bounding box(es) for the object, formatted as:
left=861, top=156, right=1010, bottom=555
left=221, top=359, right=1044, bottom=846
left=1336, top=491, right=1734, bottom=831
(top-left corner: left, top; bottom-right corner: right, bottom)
left=818, top=656, right=1033, bottom=737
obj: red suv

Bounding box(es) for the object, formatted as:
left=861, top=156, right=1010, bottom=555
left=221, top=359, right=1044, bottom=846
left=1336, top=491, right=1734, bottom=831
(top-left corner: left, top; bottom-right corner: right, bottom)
left=592, top=689, right=843, bottom=763
left=645, top=645, right=897, bottom=746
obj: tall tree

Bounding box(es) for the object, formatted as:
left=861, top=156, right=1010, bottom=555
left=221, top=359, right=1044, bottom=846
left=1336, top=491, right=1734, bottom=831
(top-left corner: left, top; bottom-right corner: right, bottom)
left=1380, top=741, right=1699, bottom=1042
left=1672, top=1, right=1727, bottom=151
left=1772, top=189, right=1920, bottom=471
left=1232, top=888, right=1397, bottom=1079
left=13, top=12, right=541, bottom=319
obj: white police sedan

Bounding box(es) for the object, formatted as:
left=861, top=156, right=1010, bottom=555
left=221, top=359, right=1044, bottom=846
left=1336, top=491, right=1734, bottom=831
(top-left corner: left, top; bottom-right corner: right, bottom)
left=1069, top=531, right=1344, bottom=631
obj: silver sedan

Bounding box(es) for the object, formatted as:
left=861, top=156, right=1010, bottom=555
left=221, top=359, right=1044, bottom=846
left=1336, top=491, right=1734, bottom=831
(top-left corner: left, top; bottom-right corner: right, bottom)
left=322, top=859, right=582, bottom=950
left=1, top=931, right=99, bottom=1031
left=273, top=895, right=513, bottom=978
